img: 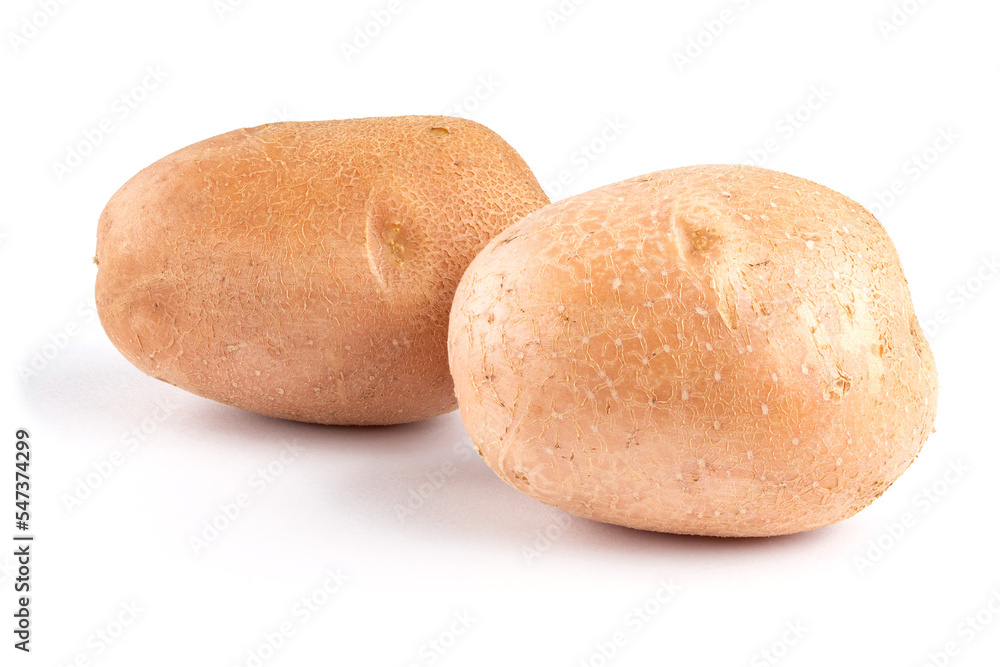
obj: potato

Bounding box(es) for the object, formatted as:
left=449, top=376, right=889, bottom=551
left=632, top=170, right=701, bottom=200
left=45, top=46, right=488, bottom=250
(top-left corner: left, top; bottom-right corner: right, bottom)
left=449, top=165, right=938, bottom=537
left=96, top=116, right=549, bottom=425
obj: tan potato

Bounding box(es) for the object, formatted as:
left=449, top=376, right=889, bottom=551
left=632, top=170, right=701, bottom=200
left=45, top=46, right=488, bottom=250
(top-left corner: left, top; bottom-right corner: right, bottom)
left=449, top=165, right=938, bottom=537
left=96, top=116, right=549, bottom=425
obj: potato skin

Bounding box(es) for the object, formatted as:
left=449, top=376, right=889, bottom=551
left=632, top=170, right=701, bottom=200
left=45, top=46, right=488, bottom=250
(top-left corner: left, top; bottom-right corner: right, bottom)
left=449, top=165, right=938, bottom=537
left=96, top=116, right=549, bottom=425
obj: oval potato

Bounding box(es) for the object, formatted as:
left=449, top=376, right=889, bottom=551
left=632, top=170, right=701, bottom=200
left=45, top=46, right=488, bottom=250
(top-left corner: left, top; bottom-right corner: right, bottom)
left=96, top=116, right=549, bottom=425
left=449, top=165, right=938, bottom=537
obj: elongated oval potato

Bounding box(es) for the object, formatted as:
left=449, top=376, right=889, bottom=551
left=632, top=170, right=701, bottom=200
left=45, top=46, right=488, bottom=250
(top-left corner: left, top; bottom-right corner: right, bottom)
left=449, top=165, right=938, bottom=537
left=96, top=116, right=549, bottom=425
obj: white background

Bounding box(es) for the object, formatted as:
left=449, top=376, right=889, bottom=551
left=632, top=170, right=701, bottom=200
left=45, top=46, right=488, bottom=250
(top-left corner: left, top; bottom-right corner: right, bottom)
left=3, top=0, right=999, bottom=665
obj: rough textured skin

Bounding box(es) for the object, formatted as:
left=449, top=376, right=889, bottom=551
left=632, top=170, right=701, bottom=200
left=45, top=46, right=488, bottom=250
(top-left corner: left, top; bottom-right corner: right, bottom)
left=96, top=116, right=549, bottom=425
left=449, top=165, right=938, bottom=537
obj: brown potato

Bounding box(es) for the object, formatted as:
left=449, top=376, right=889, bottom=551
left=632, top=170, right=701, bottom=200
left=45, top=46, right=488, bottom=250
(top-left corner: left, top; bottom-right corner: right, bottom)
left=449, top=165, right=938, bottom=537
left=96, top=116, right=549, bottom=425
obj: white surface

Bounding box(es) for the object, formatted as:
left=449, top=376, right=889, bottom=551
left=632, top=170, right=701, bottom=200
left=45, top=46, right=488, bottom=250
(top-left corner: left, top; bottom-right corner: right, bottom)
left=3, top=0, right=999, bottom=665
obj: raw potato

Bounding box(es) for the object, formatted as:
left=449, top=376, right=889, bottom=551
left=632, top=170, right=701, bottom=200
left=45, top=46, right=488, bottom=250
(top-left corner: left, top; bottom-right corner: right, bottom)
left=449, top=165, right=938, bottom=537
left=96, top=116, right=549, bottom=425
